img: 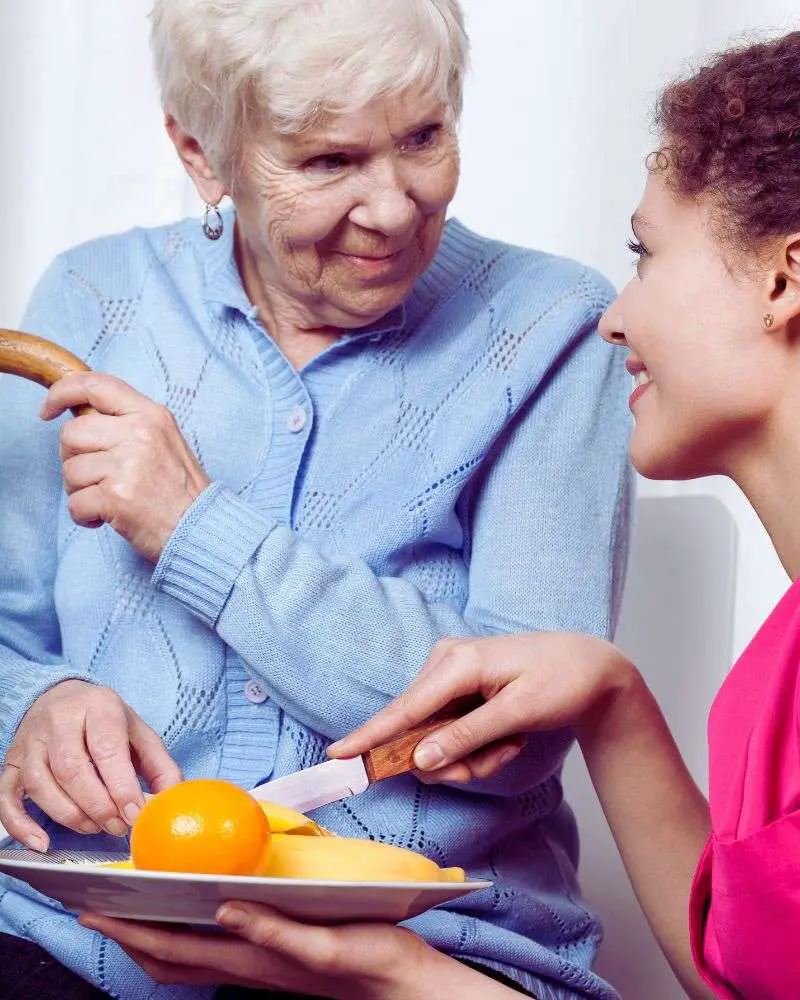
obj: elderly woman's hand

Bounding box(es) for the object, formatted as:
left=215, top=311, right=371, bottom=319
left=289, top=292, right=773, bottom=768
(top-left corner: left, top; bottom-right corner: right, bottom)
left=0, top=680, right=181, bottom=850
left=330, top=634, right=636, bottom=784
left=40, top=372, right=211, bottom=562
left=78, top=905, right=460, bottom=999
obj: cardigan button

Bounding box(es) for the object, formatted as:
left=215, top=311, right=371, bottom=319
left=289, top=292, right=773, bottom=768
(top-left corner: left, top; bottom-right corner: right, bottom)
left=286, top=406, right=308, bottom=433
left=244, top=679, right=268, bottom=704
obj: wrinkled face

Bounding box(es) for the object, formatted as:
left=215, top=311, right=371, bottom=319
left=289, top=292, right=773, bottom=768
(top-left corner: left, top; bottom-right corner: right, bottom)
left=599, top=172, right=785, bottom=480
left=231, top=87, right=460, bottom=329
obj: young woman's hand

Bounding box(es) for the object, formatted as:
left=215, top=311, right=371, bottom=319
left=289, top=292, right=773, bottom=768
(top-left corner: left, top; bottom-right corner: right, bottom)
left=330, top=633, right=635, bottom=783
left=80, top=905, right=518, bottom=999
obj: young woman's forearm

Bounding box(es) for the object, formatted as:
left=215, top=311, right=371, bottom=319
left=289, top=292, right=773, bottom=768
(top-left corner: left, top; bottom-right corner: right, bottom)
left=378, top=942, right=531, bottom=1000
left=578, top=666, right=714, bottom=1000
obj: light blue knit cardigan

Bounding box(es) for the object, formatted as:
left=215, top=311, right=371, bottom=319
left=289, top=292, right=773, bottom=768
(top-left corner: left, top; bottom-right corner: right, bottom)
left=0, top=216, right=632, bottom=1000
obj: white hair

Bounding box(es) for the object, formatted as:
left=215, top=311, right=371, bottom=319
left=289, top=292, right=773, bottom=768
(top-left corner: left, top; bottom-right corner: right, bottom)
left=150, top=0, right=469, bottom=184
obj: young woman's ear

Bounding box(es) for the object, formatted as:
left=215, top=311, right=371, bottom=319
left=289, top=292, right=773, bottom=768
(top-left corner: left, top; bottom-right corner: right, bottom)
left=761, top=235, right=800, bottom=336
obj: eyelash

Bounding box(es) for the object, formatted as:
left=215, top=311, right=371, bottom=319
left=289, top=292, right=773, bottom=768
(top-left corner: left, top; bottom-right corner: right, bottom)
left=626, top=238, right=647, bottom=258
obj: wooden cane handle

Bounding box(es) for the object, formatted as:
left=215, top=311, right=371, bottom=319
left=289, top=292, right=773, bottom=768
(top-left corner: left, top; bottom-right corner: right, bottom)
left=0, top=329, right=93, bottom=416
left=363, top=711, right=464, bottom=783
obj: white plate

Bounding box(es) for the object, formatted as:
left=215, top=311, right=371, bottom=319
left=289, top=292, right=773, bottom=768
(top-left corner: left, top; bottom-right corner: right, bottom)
left=0, top=849, right=491, bottom=925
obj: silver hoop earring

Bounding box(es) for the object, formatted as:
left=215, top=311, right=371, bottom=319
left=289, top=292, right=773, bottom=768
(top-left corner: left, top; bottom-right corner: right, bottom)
left=202, top=203, right=224, bottom=241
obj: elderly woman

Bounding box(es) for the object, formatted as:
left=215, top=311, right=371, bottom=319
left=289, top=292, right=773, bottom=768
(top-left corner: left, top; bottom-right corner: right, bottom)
left=0, top=1, right=630, bottom=998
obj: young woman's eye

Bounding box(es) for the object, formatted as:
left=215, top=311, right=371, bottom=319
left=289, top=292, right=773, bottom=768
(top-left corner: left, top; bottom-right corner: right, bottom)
left=405, top=124, right=441, bottom=150
left=306, top=153, right=351, bottom=173
left=626, top=238, right=648, bottom=259
left=627, top=238, right=650, bottom=275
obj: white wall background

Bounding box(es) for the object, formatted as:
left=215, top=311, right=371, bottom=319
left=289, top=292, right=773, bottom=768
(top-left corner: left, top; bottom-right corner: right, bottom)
left=0, top=1, right=798, bottom=994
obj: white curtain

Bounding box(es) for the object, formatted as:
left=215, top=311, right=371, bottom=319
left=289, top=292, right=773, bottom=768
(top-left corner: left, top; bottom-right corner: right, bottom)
left=1, top=0, right=797, bottom=647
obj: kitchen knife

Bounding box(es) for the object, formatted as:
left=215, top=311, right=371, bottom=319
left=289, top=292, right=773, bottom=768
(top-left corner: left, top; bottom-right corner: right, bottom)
left=249, top=713, right=461, bottom=814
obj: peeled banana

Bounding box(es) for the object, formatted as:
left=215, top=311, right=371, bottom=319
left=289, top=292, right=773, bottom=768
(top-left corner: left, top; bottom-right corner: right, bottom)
left=263, top=832, right=465, bottom=883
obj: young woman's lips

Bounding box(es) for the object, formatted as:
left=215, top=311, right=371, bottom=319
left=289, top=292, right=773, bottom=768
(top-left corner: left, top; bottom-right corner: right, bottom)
left=629, top=380, right=653, bottom=410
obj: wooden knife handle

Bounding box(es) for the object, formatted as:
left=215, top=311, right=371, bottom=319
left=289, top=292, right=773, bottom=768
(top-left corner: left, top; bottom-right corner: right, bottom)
left=363, top=711, right=464, bottom=783
left=0, top=328, right=93, bottom=416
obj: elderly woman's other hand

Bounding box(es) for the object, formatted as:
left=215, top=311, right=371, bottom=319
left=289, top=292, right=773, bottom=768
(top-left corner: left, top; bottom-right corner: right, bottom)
left=0, top=679, right=181, bottom=850
left=78, top=905, right=453, bottom=999
left=40, top=372, right=211, bottom=562
left=330, top=634, right=636, bottom=784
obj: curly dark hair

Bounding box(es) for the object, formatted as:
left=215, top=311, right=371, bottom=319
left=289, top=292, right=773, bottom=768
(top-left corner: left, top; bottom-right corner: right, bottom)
left=653, top=31, right=800, bottom=250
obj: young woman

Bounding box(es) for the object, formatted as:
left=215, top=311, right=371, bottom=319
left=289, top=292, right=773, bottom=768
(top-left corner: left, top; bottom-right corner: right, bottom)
left=81, top=29, right=800, bottom=1000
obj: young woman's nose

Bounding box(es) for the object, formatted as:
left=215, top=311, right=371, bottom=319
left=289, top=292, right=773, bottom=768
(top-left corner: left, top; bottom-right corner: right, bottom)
left=598, top=289, right=630, bottom=346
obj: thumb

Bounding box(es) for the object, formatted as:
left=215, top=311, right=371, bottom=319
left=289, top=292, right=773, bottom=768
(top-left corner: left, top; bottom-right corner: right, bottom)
left=128, top=713, right=182, bottom=793
left=216, top=903, right=332, bottom=961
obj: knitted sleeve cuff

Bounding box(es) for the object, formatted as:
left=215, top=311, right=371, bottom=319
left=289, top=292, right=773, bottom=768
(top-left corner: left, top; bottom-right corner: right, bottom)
left=151, top=482, right=275, bottom=628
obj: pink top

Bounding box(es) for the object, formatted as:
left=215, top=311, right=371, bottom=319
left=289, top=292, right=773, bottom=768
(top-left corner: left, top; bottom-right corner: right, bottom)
left=689, top=577, right=800, bottom=999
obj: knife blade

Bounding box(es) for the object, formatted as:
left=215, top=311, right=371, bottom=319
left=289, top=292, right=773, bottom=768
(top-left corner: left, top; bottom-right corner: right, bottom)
left=249, top=710, right=462, bottom=814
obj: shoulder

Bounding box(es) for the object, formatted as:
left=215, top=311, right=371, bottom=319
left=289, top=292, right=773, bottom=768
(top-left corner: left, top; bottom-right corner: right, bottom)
left=412, top=220, right=620, bottom=387
left=434, top=219, right=615, bottom=323
left=22, top=218, right=201, bottom=356
left=53, top=217, right=198, bottom=298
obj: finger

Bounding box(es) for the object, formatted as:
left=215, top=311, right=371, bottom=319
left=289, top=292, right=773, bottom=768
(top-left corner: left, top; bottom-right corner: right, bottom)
left=416, top=638, right=465, bottom=680
left=216, top=903, right=337, bottom=970
left=0, top=765, right=51, bottom=851
left=80, top=913, right=204, bottom=957
left=411, top=686, right=528, bottom=771
left=127, top=713, right=182, bottom=795
left=67, top=484, right=109, bottom=529
left=81, top=914, right=260, bottom=986
left=119, top=949, right=219, bottom=986
left=457, top=736, right=526, bottom=781
left=61, top=453, right=110, bottom=495
left=41, top=373, right=150, bottom=422
left=59, top=412, right=124, bottom=460
left=328, top=641, right=476, bottom=758
left=79, top=915, right=218, bottom=984
left=21, top=750, right=104, bottom=836
left=47, top=701, right=132, bottom=833
left=415, top=762, right=474, bottom=784
left=85, top=703, right=150, bottom=827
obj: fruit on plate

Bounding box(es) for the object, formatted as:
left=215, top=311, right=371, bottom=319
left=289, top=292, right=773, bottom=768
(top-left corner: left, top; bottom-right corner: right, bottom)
left=123, top=779, right=464, bottom=882
left=131, top=779, right=271, bottom=876
left=257, top=801, right=332, bottom=836
left=263, top=833, right=465, bottom=883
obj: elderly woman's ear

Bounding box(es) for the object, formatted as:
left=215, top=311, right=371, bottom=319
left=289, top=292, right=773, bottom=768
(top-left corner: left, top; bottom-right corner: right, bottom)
left=165, top=114, right=228, bottom=206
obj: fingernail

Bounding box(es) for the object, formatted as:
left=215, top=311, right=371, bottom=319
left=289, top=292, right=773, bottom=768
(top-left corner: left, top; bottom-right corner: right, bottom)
left=79, top=821, right=101, bottom=835
left=216, top=905, right=244, bottom=929
left=26, top=835, right=48, bottom=853
left=104, top=818, right=128, bottom=837
left=414, top=741, right=445, bottom=770
left=123, top=802, right=141, bottom=825
left=499, top=747, right=521, bottom=767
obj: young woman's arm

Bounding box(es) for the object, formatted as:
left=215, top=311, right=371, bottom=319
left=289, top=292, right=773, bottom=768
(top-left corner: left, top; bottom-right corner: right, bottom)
left=577, top=663, right=712, bottom=1000
left=331, top=633, right=715, bottom=1000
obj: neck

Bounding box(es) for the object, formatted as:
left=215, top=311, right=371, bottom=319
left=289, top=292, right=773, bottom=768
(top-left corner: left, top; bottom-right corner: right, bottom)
left=234, top=225, right=341, bottom=370
left=731, top=420, right=800, bottom=581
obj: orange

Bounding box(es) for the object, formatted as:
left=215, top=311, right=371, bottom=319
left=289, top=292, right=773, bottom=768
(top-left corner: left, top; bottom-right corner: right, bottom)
left=131, top=779, right=271, bottom=876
